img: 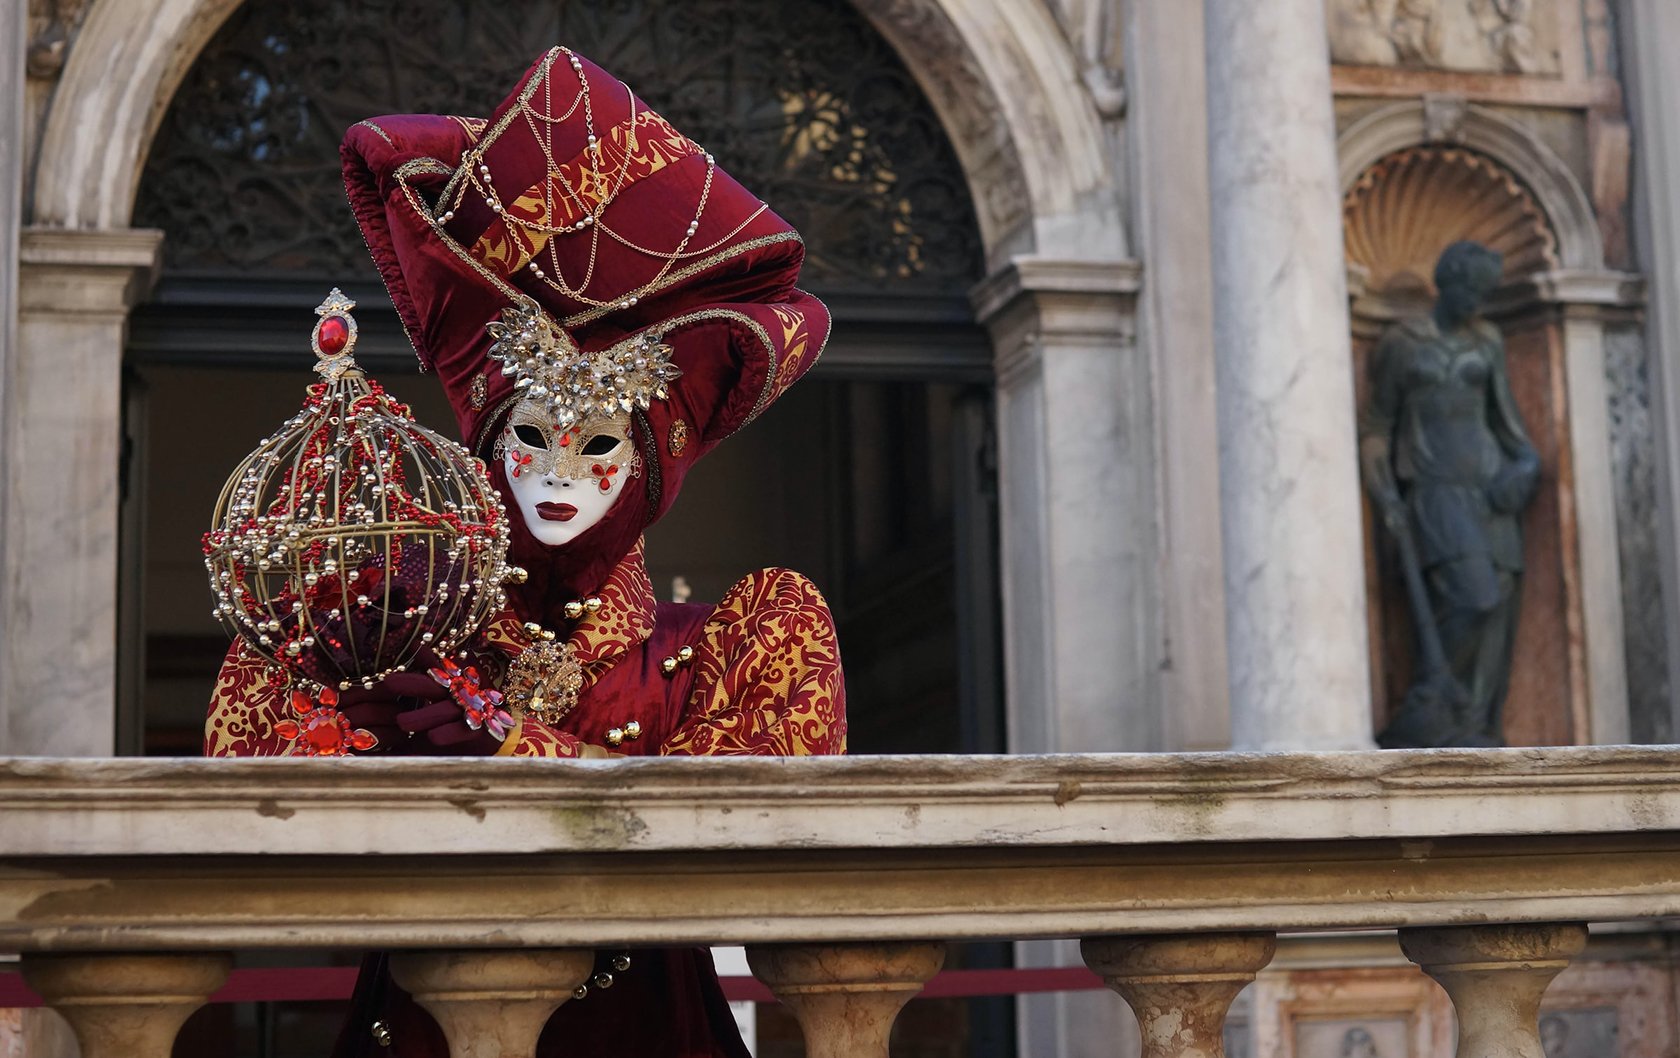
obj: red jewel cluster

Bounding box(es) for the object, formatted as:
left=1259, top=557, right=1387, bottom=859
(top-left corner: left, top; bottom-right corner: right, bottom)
left=592, top=462, right=619, bottom=492
left=272, top=687, right=378, bottom=756
left=428, top=655, right=515, bottom=742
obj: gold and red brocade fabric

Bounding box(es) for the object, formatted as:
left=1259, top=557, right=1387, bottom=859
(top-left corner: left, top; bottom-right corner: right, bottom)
left=204, top=541, right=845, bottom=760
left=469, top=108, right=706, bottom=277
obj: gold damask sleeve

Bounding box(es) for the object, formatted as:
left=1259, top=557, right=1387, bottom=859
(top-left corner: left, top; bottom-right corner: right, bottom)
left=661, top=568, right=846, bottom=757
left=204, top=642, right=293, bottom=757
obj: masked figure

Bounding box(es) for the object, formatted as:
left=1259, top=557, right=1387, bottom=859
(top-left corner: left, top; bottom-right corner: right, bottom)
left=205, top=46, right=844, bottom=1057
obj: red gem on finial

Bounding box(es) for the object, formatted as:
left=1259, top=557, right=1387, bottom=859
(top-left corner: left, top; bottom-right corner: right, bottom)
left=318, top=316, right=350, bottom=355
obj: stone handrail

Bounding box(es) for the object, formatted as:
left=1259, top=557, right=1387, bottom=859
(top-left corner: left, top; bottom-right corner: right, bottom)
left=2, top=747, right=1678, bottom=1057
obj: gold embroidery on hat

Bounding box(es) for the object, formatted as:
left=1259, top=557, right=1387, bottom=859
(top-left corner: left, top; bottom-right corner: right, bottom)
left=668, top=418, right=689, bottom=457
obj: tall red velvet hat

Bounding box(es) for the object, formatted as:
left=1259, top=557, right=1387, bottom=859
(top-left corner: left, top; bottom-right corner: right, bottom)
left=341, top=47, right=829, bottom=536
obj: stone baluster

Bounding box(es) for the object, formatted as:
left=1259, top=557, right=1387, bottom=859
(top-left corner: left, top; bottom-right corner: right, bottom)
left=389, top=949, right=595, bottom=1058
left=747, top=941, right=945, bottom=1058
left=1081, top=932, right=1276, bottom=1058
left=20, top=952, right=232, bottom=1058
left=1400, top=923, right=1588, bottom=1058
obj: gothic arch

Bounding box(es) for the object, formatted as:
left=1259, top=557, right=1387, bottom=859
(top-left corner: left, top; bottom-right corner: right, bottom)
left=1336, top=100, right=1604, bottom=272
left=31, top=0, right=1116, bottom=267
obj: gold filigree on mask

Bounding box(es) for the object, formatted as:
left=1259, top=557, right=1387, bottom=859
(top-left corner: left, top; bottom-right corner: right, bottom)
left=496, top=399, right=638, bottom=489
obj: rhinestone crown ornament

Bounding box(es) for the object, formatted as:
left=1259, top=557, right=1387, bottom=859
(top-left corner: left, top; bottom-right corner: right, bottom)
left=203, top=289, right=521, bottom=700
left=485, top=300, right=680, bottom=432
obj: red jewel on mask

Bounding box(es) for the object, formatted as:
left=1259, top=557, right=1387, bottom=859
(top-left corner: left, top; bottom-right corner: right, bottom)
left=592, top=463, right=620, bottom=492
left=509, top=451, right=534, bottom=478
left=317, top=316, right=351, bottom=355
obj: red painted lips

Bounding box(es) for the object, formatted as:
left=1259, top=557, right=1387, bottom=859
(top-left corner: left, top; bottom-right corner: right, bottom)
left=536, top=502, right=578, bottom=522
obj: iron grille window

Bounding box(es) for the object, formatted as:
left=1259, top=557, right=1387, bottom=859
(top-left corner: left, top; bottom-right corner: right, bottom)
left=133, top=0, right=984, bottom=292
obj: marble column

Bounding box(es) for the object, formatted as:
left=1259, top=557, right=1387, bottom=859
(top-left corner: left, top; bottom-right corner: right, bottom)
left=4, top=228, right=162, bottom=756
left=1619, top=0, right=1680, bottom=743
left=1203, top=0, right=1374, bottom=750
left=972, top=256, right=1154, bottom=756
left=974, top=257, right=1152, bottom=1058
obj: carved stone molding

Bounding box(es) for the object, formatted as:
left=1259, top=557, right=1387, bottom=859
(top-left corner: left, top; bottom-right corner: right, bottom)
left=1328, top=0, right=1562, bottom=75
left=1343, top=144, right=1558, bottom=299
left=24, top=0, right=92, bottom=82
left=852, top=0, right=1036, bottom=254
left=1047, top=0, right=1126, bottom=118
left=1338, top=100, right=1604, bottom=271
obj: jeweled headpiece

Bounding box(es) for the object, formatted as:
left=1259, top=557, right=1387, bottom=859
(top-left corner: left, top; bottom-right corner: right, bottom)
left=203, top=290, right=518, bottom=701
left=341, top=47, right=834, bottom=564
left=485, top=300, right=679, bottom=432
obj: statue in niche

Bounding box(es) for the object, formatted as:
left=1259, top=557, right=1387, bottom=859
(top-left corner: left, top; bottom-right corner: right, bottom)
left=1360, top=241, right=1540, bottom=748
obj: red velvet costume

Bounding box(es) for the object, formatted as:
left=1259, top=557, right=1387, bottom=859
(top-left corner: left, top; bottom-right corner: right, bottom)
left=205, top=47, right=843, bottom=1057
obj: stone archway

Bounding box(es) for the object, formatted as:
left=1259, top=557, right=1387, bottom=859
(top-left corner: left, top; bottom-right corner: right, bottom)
left=31, top=0, right=1121, bottom=267
left=1338, top=107, right=1637, bottom=746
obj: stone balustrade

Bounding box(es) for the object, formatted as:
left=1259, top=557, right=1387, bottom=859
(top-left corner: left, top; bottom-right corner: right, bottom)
left=2, top=747, right=1679, bottom=1056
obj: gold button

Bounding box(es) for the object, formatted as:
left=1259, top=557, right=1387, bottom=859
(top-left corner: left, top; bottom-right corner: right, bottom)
left=564, top=600, right=585, bottom=619
left=584, top=597, right=604, bottom=614
left=660, top=656, right=678, bottom=674
left=523, top=622, right=544, bottom=638
left=677, top=645, right=694, bottom=664
left=605, top=727, right=625, bottom=746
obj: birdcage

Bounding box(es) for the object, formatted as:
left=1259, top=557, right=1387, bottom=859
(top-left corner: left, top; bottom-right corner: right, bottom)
left=203, top=289, right=517, bottom=697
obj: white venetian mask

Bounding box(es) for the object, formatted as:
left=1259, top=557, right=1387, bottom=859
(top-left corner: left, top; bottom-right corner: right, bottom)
left=496, top=400, right=636, bottom=546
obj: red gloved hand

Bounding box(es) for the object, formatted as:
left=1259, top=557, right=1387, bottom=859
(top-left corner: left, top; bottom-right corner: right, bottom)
left=394, top=697, right=505, bottom=755
left=336, top=668, right=451, bottom=753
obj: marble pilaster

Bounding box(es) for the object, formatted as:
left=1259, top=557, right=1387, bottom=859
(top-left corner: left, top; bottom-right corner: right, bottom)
left=972, top=256, right=1154, bottom=755
left=3, top=228, right=162, bottom=757
left=0, top=0, right=22, bottom=764
left=1618, top=0, right=1680, bottom=743
left=1123, top=0, right=1227, bottom=749
left=1204, top=0, right=1374, bottom=751
left=975, top=257, right=1153, bottom=1058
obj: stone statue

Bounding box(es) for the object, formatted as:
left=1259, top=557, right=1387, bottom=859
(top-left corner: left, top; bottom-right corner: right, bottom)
left=1360, top=240, right=1540, bottom=748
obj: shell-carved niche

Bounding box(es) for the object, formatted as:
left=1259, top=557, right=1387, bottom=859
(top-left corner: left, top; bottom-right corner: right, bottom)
left=1345, top=143, right=1586, bottom=748
left=1344, top=146, right=1559, bottom=301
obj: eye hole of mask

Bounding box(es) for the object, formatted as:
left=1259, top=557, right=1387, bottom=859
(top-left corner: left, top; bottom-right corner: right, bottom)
left=512, top=424, right=548, bottom=449
left=580, top=434, right=621, bottom=456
